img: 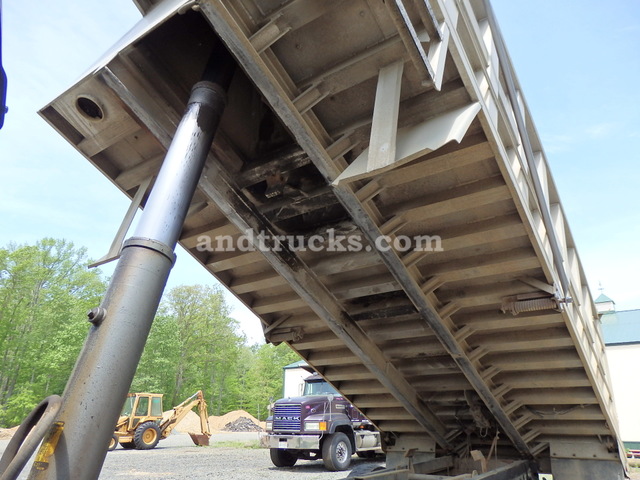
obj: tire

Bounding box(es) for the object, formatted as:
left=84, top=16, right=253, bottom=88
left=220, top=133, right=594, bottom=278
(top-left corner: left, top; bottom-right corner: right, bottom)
left=133, top=422, right=161, bottom=450
left=108, top=435, right=118, bottom=451
left=269, top=448, right=297, bottom=467
left=322, top=432, right=352, bottom=471
left=120, top=441, right=135, bottom=449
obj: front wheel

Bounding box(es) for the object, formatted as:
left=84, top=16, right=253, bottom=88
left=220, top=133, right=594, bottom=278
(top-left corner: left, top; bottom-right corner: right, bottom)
left=270, top=448, right=297, bottom=467
left=108, top=435, right=118, bottom=451
left=322, top=432, right=352, bottom=471
left=133, top=422, right=161, bottom=450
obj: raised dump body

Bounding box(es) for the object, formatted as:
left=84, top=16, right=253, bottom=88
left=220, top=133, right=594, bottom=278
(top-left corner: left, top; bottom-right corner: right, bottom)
left=40, top=0, right=625, bottom=477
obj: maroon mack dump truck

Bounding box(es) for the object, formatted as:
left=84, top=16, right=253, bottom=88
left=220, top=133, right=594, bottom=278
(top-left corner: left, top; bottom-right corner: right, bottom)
left=265, top=373, right=381, bottom=471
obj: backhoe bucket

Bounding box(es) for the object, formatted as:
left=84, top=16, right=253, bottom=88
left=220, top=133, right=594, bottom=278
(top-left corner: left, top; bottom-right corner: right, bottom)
left=189, top=433, right=210, bottom=446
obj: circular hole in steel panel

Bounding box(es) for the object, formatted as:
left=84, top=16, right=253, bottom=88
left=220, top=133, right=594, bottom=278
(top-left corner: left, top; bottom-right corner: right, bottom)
left=76, top=96, right=104, bottom=120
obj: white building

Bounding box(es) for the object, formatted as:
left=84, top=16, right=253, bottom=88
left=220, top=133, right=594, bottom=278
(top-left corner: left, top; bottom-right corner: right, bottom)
left=597, top=294, right=640, bottom=450
left=282, top=360, right=314, bottom=398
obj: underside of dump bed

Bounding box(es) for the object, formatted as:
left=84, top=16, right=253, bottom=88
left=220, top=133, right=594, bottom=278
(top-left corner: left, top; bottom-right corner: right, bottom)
left=41, top=0, right=625, bottom=475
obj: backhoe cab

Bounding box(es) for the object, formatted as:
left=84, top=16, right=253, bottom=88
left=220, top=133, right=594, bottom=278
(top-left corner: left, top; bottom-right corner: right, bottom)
left=109, top=390, right=210, bottom=451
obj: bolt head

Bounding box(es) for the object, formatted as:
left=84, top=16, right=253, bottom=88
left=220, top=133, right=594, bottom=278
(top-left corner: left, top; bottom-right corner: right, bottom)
left=87, top=307, right=106, bottom=325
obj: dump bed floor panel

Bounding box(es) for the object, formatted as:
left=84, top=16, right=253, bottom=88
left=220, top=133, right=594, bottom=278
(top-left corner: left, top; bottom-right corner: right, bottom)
left=41, top=0, right=623, bottom=467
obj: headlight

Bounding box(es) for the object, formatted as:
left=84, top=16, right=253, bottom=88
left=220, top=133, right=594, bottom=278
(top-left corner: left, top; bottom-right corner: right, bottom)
left=266, top=421, right=273, bottom=431
left=304, top=421, right=327, bottom=431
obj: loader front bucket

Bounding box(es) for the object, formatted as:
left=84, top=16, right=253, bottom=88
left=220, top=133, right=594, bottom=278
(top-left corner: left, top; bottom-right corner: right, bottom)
left=188, top=433, right=210, bottom=446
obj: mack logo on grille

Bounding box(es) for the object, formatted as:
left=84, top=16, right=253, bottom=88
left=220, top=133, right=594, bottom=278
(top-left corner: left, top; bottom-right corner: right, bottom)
left=273, top=404, right=302, bottom=431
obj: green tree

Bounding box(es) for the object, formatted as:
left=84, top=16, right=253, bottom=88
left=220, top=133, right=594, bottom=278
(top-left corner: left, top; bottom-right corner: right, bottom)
left=243, top=343, right=300, bottom=420
left=0, top=239, right=106, bottom=427
left=0, top=239, right=304, bottom=427
left=131, top=284, right=299, bottom=418
left=130, top=311, right=180, bottom=398
left=133, top=284, right=245, bottom=413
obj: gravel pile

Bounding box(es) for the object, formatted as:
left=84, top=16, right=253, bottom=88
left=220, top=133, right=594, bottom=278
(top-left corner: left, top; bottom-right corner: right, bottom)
left=223, top=417, right=263, bottom=432
left=175, top=409, right=264, bottom=433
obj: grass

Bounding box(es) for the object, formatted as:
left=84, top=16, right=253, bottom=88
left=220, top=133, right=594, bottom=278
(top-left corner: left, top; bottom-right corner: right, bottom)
left=211, top=440, right=263, bottom=449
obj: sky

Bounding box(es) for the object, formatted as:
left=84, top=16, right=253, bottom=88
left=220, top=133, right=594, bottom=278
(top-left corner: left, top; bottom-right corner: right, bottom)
left=490, top=0, right=640, bottom=310
left=1, top=0, right=639, bottom=349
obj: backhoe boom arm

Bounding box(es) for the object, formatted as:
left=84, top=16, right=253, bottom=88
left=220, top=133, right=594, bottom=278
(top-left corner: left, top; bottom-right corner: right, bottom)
left=160, top=390, right=211, bottom=440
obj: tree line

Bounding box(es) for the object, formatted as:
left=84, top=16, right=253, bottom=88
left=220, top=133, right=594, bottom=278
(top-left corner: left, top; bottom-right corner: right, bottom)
left=0, top=239, right=298, bottom=428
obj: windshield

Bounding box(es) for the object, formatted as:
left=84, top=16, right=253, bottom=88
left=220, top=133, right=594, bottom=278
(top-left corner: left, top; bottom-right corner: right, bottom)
left=120, top=396, right=135, bottom=416
left=303, top=380, right=339, bottom=396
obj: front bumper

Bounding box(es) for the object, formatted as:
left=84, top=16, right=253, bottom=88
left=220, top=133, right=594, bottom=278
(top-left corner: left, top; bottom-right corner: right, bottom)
left=266, top=433, right=322, bottom=450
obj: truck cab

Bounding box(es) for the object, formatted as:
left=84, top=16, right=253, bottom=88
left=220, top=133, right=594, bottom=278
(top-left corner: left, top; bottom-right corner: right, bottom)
left=265, top=373, right=381, bottom=471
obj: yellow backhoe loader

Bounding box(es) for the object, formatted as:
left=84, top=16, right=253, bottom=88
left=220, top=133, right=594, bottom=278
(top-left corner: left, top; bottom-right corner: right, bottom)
left=109, top=390, right=210, bottom=450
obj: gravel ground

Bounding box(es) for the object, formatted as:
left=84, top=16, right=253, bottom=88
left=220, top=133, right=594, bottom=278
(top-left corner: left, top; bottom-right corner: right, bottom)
left=0, top=432, right=385, bottom=479
left=6, top=434, right=635, bottom=479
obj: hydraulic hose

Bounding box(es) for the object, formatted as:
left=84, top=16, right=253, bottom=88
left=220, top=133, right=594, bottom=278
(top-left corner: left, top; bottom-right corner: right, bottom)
left=0, top=395, right=62, bottom=480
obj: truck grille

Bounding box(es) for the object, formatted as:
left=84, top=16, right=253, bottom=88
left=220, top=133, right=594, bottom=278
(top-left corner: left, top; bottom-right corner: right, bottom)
left=273, top=403, right=302, bottom=431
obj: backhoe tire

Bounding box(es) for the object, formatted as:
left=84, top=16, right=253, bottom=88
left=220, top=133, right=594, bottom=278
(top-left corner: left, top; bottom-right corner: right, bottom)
left=269, top=448, right=297, bottom=467
left=133, top=422, right=161, bottom=450
left=108, top=435, right=118, bottom=451
left=322, top=432, right=352, bottom=471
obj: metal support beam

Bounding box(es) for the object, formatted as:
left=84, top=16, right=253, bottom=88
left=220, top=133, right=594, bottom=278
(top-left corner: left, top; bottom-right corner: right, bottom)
left=198, top=0, right=530, bottom=458
left=385, top=0, right=436, bottom=86
left=368, top=61, right=404, bottom=175
left=483, top=1, right=571, bottom=299
left=91, top=21, right=452, bottom=448
left=249, top=0, right=344, bottom=53
left=27, top=44, right=234, bottom=480
left=473, top=460, right=536, bottom=480
left=330, top=183, right=532, bottom=457
left=235, top=145, right=308, bottom=188
left=197, top=162, right=453, bottom=449
left=334, top=103, right=480, bottom=184
left=88, top=176, right=153, bottom=268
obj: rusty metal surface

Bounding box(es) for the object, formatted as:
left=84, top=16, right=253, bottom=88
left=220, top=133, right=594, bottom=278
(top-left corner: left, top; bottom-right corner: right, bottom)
left=188, top=433, right=210, bottom=447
